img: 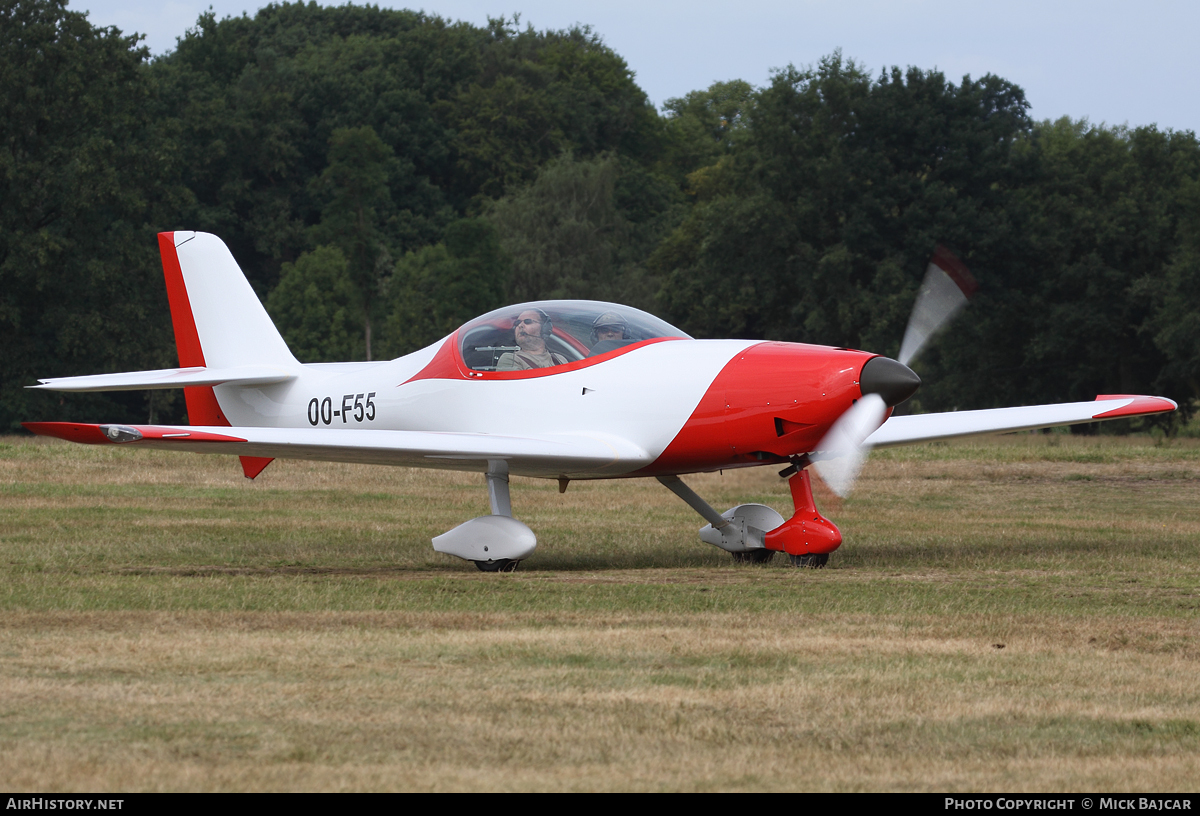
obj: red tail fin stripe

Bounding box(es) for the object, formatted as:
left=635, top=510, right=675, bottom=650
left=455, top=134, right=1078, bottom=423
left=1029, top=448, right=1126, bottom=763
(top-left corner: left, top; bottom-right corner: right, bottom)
left=158, top=233, right=230, bottom=427
left=157, top=233, right=205, bottom=368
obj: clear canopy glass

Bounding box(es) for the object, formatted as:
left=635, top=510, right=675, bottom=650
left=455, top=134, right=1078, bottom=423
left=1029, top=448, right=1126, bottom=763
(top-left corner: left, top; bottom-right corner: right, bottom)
left=458, top=300, right=690, bottom=372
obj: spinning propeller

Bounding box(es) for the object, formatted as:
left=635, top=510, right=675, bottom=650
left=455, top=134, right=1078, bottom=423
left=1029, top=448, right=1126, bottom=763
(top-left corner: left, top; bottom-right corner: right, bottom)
left=812, top=247, right=978, bottom=497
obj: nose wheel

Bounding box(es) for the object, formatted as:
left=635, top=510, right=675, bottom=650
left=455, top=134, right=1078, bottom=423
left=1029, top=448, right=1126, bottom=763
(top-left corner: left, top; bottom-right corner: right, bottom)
left=788, top=553, right=828, bottom=568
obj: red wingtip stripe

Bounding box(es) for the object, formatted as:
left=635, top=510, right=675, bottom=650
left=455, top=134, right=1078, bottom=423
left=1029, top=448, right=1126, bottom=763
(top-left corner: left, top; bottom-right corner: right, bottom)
left=1092, top=395, right=1178, bottom=419
left=22, top=422, right=111, bottom=444
left=931, top=245, right=979, bottom=298
left=22, top=422, right=248, bottom=443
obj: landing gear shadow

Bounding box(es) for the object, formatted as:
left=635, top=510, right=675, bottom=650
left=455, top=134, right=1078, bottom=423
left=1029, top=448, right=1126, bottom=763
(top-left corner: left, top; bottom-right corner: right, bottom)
left=474, top=559, right=519, bottom=572
left=729, top=551, right=829, bottom=567
left=730, top=550, right=775, bottom=564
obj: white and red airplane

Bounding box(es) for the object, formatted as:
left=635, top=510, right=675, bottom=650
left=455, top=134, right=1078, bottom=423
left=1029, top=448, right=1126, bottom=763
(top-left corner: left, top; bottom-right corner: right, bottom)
left=25, top=232, right=1177, bottom=571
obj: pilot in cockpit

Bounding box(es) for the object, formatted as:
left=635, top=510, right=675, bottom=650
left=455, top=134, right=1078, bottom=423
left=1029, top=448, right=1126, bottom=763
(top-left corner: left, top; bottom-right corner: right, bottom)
left=495, top=309, right=569, bottom=371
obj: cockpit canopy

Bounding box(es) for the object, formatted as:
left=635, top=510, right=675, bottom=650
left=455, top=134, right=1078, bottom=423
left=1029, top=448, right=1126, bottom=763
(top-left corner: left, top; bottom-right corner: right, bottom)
left=458, top=300, right=691, bottom=372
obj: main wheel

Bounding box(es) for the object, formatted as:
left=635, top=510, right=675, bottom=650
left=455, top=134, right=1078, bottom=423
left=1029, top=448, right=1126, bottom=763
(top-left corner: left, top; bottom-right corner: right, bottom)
left=788, top=553, right=828, bottom=568
left=731, top=549, right=775, bottom=564
left=474, top=559, right=519, bottom=572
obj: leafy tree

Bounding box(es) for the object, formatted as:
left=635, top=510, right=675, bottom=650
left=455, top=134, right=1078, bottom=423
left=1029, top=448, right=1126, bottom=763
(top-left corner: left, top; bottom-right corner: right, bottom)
left=385, top=217, right=509, bottom=354
left=150, top=3, right=478, bottom=290
left=150, top=5, right=660, bottom=293
left=929, top=120, right=1200, bottom=415
left=653, top=54, right=1037, bottom=411
left=1139, top=169, right=1200, bottom=407
left=1001, top=121, right=1179, bottom=404
left=485, top=152, right=681, bottom=308
left=14, top=0, right=1197, bottom=425
left=487, top=153, right=626, bottom=302
left=657, top=79, right=755, bottom=184
left=266, top=245, right=361, bottom=362
left=308, top=125, right=403, bottom=360
left=0, top=0, right=182, bottom=429
left=436, top=17, right=660, bottom=205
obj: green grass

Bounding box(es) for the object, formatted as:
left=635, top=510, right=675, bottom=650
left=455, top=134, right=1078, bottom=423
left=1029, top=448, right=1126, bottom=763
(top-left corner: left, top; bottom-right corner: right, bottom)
left=1, top=434, right=1198, bottom=791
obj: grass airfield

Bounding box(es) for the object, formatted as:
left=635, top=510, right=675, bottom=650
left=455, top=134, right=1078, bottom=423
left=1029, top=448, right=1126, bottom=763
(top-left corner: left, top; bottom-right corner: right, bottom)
left=1, top=434, right=1198, bottom=792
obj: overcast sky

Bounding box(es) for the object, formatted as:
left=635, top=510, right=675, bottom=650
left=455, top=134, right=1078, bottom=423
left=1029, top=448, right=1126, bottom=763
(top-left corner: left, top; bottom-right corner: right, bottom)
left=67, top=0, right=1200, bottom=134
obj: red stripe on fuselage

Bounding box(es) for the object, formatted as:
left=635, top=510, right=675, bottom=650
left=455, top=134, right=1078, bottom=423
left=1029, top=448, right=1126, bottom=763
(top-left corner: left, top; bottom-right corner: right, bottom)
left=641, top=342, right=875, bottom=476
left=403, top=333, right=684, bottom=385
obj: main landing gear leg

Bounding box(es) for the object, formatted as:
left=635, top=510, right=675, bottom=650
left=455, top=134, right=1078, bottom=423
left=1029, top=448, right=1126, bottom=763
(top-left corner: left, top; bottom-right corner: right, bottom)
left=431, top=459, right=537, bottom=572
left=657, top=475, right=779, bottom=564
left=476, top=459, right=519, bottom=572
left=486, top=459, right=512, bottom=518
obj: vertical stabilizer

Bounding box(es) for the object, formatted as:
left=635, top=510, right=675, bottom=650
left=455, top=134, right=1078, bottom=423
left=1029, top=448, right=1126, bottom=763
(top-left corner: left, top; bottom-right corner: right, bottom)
left=158, top=232, right=297, bottom=439
left=159, top=232, right=298, bottom=370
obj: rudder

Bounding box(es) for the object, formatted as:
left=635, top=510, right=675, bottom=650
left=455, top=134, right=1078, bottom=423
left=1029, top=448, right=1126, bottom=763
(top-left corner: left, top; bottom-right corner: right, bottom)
left=158, top=231, right=298, bottom=430
left=159, top=232, right=298, bottom=371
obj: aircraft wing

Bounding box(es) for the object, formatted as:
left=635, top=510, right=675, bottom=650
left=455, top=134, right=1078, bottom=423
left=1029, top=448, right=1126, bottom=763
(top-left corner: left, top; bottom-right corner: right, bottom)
left=865, top=395, right=1178, bottom=449
left=21, top=422, right=649, bottom=479
left=30, top=366, right=296, bottom=392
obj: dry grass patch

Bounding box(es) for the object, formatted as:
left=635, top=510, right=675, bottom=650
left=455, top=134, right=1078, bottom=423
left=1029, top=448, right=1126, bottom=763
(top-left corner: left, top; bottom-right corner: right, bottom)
left=1, top=434, right=1198, bottom=790
left=0, top=611, right=1198, bottom=791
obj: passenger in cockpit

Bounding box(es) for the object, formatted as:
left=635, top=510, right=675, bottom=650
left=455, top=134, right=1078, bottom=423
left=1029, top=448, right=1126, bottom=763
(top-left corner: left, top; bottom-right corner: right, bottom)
left=588, top=311, right=632, bottom=356
left=496, top=309, right=568, bottom=370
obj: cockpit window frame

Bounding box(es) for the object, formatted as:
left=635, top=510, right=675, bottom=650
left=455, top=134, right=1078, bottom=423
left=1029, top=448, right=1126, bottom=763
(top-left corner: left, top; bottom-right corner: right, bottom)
left=455, top=300, right=691, bottom=378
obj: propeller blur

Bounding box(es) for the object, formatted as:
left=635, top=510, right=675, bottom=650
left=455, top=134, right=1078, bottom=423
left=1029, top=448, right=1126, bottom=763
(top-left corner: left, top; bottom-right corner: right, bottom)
left=813, top=246, right=976, bottom=498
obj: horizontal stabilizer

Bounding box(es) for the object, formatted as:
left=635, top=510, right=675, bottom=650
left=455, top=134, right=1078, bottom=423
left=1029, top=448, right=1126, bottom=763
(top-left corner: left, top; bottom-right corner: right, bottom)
left=29, top=366, right=296, bottom=392
left=21, top=422, right=650, bottom=479
left=866, top=395, right=1177, bottom=449
left=23, top=422, right=247, bottom=444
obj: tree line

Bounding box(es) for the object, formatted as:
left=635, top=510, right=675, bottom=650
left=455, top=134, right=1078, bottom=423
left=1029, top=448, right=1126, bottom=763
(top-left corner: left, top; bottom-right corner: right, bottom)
left=3, top=0, right=1198, bottom=430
